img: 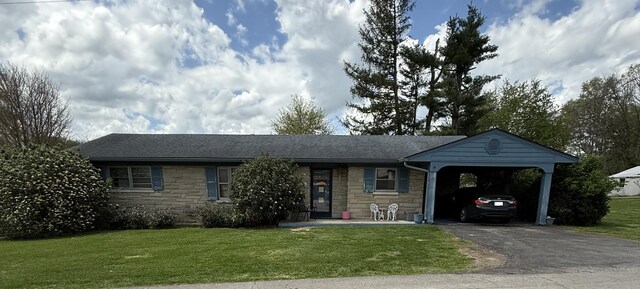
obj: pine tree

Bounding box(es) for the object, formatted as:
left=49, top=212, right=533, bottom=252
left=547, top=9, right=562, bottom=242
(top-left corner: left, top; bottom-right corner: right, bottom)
left=343, top=0, right=415, bottom=135
left=399, top=40, right=446, bottom=134
left=439, top=5, right=499, bottom=135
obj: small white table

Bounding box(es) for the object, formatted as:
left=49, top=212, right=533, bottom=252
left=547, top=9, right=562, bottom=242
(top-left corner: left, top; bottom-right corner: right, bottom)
left=378, top=208, right=386, bottom=221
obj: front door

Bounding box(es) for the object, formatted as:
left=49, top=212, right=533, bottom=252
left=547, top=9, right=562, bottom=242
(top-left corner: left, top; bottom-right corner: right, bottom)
left=311, top=169, right=332, bottom=218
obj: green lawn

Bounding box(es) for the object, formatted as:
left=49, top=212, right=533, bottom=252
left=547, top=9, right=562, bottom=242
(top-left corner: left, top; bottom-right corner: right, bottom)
left=571, top=197, right=640, bottom=241
left=0, top=226, right=471, bottom=289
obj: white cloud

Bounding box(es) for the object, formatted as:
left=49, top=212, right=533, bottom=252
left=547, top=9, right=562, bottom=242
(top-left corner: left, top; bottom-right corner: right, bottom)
left=1, top=0, right=637, bottom=140
left=226, top=10, right=237, bottom=26
left=275, top=0, right=367, bottom=125
left=477, top=0, right=640, bottom=103
left=0, top=0, right=371, bottom=139
left=0, top=0, right=311, bottom=139
left=236, top=23, right=248, bottom=46
left=234, top=0, right=246, bottom=12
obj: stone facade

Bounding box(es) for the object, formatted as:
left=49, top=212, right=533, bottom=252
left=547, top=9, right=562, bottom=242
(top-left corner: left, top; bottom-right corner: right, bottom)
left=109, top=165, right=207, bottom=223
left=109, top=164, right=427, bottom=222
left=331, top=167, right=349, bottom=218
left=346, top=166, right=425, bottom=220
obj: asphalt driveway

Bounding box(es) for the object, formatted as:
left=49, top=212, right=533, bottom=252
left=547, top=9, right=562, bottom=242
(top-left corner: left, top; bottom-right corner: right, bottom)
left=438, top=223, right=640, bottom=274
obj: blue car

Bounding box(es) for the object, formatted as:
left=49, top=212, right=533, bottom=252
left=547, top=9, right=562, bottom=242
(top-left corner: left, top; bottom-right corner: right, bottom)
left=452, top=187, right=517, bottom=223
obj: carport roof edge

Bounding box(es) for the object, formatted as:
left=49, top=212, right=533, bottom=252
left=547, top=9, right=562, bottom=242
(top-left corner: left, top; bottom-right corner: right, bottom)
left=400, top=129, right=578, bottom=165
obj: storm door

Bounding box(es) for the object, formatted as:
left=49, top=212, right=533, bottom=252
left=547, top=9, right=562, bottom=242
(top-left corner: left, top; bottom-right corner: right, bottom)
left=311, top=169, right=332, bottom=218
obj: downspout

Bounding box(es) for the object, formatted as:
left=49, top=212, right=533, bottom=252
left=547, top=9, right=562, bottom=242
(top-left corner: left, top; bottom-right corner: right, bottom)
left=403, top=161, right=431, bottom=222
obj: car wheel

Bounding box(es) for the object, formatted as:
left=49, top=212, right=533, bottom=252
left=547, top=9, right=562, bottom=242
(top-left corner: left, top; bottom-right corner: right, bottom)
left=460, top=207, right=469, bottom=223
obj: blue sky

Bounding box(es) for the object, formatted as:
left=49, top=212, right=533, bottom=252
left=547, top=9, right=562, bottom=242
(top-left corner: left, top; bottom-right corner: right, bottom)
left=0, top=0, right=638, bottom=139
left=192, top=0, right=582, bottom=59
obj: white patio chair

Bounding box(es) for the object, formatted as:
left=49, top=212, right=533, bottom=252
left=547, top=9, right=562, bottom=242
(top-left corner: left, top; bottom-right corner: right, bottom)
left=387, top=203, right=399, bottom=221
left=369, top=203, right=380, bottom=220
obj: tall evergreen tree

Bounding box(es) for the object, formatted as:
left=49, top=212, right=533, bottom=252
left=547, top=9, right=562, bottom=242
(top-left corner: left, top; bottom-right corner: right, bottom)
left=439, top=5, right=499, bottom=135
left=399, top=44, right=428, bottom=135
left=343, top=0, right=415, bottom=135
left=399, top=40, right=446, bottom=134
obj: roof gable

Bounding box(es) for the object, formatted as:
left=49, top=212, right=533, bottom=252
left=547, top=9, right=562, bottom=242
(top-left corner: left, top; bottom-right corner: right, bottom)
left=402, top=129, right=578, bottom=165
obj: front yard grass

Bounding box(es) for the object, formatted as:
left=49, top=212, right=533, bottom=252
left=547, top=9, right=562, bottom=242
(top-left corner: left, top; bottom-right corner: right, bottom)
left=571, top=197, right=640, bottom=241
left=0, top=226, right=471, bottom=289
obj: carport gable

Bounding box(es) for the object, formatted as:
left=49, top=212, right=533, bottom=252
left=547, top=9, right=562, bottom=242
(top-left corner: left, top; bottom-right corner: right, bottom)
left=402, top=129, right=577, bottom=171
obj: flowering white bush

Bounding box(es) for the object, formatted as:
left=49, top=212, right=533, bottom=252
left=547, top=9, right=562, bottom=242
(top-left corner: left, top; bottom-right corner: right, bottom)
left=195, top=203, right=243, bottom=228
left=0, top=146, right=109, bottom=239
left=107, top=205, right=177, bottom=230
left=230, top=155, right=304, bottom=226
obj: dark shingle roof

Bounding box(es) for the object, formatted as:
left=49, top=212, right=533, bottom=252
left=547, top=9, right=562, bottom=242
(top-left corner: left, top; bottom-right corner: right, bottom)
left=75, top=134, right=465, bottom=164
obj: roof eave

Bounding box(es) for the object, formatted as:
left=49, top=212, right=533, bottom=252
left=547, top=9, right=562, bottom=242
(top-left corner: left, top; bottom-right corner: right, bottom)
left=87, top=157, right=404, bottom=164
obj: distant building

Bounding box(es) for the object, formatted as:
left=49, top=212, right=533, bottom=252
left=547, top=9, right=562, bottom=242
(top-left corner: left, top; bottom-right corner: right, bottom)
left=610, top=166, right=640, bottom=196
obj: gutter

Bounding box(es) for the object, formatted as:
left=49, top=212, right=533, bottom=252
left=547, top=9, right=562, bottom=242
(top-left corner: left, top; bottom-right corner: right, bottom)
left=402, top=161, right=430, bottom=173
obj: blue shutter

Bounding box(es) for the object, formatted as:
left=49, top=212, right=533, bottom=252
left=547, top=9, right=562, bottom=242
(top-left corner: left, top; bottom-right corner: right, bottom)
left=363, top=167, right=375, bottom=193
left=397, top=168, right=409, bottom=193
left=151, top=166, right=164, bottom=191
left=205, top=167, right=218, bottom=200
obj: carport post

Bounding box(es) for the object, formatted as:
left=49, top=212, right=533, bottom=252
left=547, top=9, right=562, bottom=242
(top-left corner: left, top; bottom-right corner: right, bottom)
left=536, top=171, right=553, bottom=225
left=424, top=170, right=438, bottom=224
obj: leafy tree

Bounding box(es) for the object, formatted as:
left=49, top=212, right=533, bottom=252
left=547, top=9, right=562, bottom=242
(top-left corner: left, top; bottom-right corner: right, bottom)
left=563, top=76, right=618, bottom=156
left=480, top=79, right=570, bottom=150
left=271, top=94, right=334, bottom=135
left=343, top=0, right=416, bottom=135
left=563, top=64, right=640, bottom=174
left=0, top=146, right=109, bottom=239
left=230, top=155, right=304, bottom=226
left=438, top=5, right=499, bottom=135
left=0, top=62, right=72, bottom=147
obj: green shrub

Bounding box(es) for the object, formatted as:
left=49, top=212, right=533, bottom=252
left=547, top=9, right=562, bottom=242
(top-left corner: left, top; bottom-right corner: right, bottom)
left=106, top=205, right=177, bottom=230
left=230, top=155, right=304, bottom=226
left=549, top=156, right=614, bottom=225
left=103, top=204, right=130, bottom=230
left=0, top=146, right=109, bottom=239
left=195, top=203, right=242, bottom=228
left=150, top=208, right=177, bottom=229
left=125, top=206, right=154, bottom=229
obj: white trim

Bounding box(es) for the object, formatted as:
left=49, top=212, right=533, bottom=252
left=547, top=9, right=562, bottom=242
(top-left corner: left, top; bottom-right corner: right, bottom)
left=111, top=188, right=155, bottom=193
left=373, top=192, right=399, bottom=196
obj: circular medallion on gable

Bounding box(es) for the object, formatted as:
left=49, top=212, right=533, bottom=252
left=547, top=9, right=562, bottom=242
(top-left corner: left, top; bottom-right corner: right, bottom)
left=485, top=138, right=502, bottom=155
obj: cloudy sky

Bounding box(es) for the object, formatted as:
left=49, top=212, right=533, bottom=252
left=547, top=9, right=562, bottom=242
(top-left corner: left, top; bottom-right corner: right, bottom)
left=0, top=0, right=639, bottom=140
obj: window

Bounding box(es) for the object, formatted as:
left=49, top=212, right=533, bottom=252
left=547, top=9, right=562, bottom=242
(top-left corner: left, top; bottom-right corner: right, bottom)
left=375, top=168, right=396, bottom=191
left=218, top=167, right=237, bottom=198
left=620, top=178, right=626, bottom=185
left=109, top=166, right=152, bottom=189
